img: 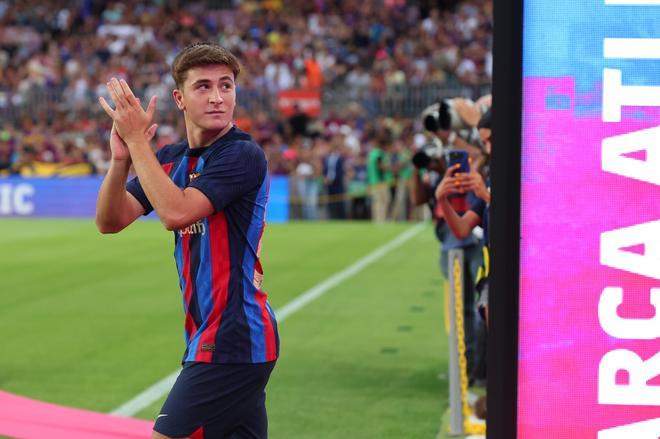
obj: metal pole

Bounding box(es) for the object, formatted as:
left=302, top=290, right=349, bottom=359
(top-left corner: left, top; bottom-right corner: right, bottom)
left=448, top=248, right=465, bottom=436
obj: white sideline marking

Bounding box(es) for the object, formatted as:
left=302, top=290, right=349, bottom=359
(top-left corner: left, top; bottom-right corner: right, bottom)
left=109, top=370, right=180, bottom=417
left=110, top=223, right=426, bottom=417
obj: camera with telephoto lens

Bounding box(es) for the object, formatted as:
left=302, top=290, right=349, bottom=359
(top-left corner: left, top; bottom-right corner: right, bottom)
left=412, top=139, right=443, bottom=170
left=421, top=99, right=474, bottom=133
left=420, top=97, right=490, bottom=150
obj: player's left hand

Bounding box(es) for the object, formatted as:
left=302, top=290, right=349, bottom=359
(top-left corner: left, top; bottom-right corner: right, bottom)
left=99, top=77, right=157, bottom=146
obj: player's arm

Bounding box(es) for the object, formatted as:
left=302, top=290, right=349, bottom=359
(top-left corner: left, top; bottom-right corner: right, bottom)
left=95, top=124, right=156, bottom=234
left=127, top=142, right=214, bottom=231
left=95, top=157, right=144, bottom=234
left=435, top=164, right=482, bottom=239
left=99, top=78, right=213, bottom=231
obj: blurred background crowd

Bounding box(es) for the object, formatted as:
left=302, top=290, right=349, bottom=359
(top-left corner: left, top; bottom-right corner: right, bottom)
left=0, top=0, right=492, bottom=221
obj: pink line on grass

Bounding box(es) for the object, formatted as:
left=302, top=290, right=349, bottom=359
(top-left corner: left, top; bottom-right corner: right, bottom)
left=0, top=391, right=153, bottom=439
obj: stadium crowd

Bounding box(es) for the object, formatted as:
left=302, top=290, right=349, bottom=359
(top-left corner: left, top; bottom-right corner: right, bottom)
left=0, top=0, right=492, bottom=222
left=0, top=0, right=492, bottom=98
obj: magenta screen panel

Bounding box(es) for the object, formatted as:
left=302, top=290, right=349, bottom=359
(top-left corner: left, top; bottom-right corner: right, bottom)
left=518, top=1, right=660, bottom=437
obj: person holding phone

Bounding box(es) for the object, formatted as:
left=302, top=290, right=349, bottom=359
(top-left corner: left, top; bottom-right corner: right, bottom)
left=435, top=110, right=493, bottom=391
left=411, top=144, right=483, bottom=383
left=436, top=110, right=492, bottom=322
left=436, top=153, right=491, bottom=390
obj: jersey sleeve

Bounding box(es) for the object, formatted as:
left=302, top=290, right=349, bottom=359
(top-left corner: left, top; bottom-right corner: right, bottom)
left=188, top=141, right=267, bottom=213
left=126, top=176, right=153, bottom=215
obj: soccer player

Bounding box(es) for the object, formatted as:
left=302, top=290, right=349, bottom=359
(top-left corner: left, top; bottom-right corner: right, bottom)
left=96, top=42, right=279, bottom=439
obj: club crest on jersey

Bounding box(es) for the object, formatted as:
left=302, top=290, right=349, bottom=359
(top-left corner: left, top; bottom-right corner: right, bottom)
left=179, top=220, right=206, bottom=236
left=189, top=171, right=200, bottom=181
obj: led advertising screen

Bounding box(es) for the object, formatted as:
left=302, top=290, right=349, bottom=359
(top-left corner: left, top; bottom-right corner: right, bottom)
left=518, top=1, right=660, bottom=437
left=0, top=177, right=289, bottom=222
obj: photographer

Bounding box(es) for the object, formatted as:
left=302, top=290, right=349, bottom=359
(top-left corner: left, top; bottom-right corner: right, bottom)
left=411, top=119, right=486, bottom=383
left=368, top=133, right=393, bottom=222
left=411, top=95, right=492, bottom=382
left=437, top=109, right=492, bottom=321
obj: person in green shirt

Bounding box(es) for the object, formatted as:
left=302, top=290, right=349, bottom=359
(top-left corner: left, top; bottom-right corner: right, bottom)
left=390, top=138, right=413, bottom=221
left=367, top=135, right=391, bottom=222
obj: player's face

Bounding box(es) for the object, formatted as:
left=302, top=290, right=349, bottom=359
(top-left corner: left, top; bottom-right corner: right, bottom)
left=174, top=64, right=236, bottom=132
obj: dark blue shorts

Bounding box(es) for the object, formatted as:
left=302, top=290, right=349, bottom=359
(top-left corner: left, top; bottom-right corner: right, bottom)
left=153, top=361, right=276, bottom=439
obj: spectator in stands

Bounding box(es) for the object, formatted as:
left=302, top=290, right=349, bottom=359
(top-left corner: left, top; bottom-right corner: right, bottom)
left=323, top=134, right=347, bottom=220
left=347, top=151, right=370, bottom=220
left=11, top=145, right=39, bottom=176
left=294, top=143, right=321, bottom=221
left=0, top=0, right=493, bottom=208
left=288, top=103, right=309, bottom=139
left=252, top=110, right=278, bottom=145
left=367, top=132, right=392, bottom=222
left=389, top=137, right=413, bottom=220
left=59, top=141, right=85, bottom=166
left=262, top=133, right=289, bottom=176
left=0, top=137, right=12, bottom=174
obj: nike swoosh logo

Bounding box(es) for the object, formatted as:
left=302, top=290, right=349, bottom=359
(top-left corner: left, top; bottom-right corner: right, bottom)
left=156, top=414, right=168, bottom=419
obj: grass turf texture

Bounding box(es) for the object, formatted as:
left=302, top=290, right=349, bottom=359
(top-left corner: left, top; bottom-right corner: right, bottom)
left=0, top=219, right=447, bottom=438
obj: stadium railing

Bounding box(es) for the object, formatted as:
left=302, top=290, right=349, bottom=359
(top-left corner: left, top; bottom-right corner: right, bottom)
left=0, top=82, right=491, bottom=123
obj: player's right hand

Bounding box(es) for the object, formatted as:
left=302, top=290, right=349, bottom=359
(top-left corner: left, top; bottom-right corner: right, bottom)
left=109, top=123, right=129, bottom=162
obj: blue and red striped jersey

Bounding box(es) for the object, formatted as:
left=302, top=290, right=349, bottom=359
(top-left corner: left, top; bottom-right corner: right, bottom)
left=126, top=127, right=279, bottom=364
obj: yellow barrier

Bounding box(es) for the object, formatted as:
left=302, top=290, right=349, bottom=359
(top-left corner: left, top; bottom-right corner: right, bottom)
left=452, top=255, right=486, bottom=435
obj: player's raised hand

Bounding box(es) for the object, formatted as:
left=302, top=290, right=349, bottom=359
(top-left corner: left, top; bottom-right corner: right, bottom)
left=109, top=123, right=129, bottom=162
left=109, top=122, right=158, bottom=163
left=99, top=77, right=158, bottom=146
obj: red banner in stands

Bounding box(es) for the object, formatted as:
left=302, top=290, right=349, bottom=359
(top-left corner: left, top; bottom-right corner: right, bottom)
left=277, top=89, right=321, bottom=117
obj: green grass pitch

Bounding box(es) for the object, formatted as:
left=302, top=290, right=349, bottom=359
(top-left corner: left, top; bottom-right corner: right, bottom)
left=0, top=219, right=448, bottom=438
